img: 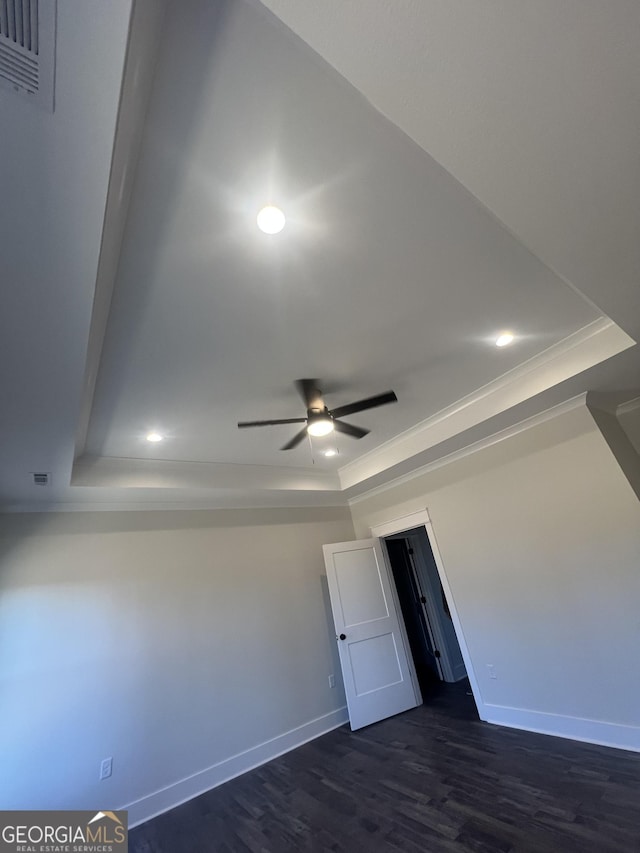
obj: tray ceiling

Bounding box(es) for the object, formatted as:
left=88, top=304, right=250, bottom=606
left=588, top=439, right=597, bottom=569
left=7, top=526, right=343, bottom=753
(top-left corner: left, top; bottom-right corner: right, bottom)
left=1, top=0, right=638, bottom=511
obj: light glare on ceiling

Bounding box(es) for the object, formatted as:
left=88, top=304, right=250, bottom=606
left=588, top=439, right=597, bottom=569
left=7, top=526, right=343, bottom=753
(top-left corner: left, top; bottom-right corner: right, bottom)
left=307, top=418, right=334, bottom=437
left=495, top=332, right=514, bottom=347
left=323, top=449, right=337, bottom=457
left=146, top=432, right=163, bottom=442
left=257, top=205, right=285, bottom=234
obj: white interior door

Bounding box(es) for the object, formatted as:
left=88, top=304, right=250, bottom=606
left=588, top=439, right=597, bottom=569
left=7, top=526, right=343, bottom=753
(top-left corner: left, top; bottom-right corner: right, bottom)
left=323, top=538, right=420, bottom=730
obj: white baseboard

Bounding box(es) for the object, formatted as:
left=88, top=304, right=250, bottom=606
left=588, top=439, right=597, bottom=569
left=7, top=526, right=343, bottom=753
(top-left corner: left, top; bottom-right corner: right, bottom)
left=483, top=703, right=640, bottom=753
left=124, top=706, right=349, bottom=828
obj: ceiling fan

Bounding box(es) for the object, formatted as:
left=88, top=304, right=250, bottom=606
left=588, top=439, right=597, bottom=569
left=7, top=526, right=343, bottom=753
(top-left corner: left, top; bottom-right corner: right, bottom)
left=237, top=379, right=398, bottom=450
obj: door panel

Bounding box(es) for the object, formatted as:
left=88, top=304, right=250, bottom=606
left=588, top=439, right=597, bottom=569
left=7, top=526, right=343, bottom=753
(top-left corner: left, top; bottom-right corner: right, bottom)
left=349, top=632, right=402, bottom=695
left=332, top=548, right=389, bottom=625
left=323, top=538, right=420, bottom=730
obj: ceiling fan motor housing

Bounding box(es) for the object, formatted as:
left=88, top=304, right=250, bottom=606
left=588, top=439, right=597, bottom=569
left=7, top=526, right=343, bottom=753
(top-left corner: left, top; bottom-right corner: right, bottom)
left=307, top=406, right=331, bottom=422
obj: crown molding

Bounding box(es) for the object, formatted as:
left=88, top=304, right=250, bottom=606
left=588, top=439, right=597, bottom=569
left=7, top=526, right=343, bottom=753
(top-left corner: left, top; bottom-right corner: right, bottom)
left=348, top=393, right=588, bottom=506
left=0, top=493, right=349, bottom=514
left=617, top=396, right=640, bottom=417
left=339, top=318, right=633, bottom=490
left=71, top=453, right=340, bottom=491
left=74, top=1, right=169, bottom=459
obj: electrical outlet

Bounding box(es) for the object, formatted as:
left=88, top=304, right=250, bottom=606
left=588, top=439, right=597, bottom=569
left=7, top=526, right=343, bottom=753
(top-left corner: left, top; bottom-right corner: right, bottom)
left=99, top=757, right=113, bottom=780
left=487, top=664, right=497, bottom=680
left=328, top=674, right=336, bottom=689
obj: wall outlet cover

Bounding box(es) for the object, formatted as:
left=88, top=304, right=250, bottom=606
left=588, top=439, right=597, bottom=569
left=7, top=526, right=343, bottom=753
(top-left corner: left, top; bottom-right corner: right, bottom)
left=100, top=757, right=113, bottom=780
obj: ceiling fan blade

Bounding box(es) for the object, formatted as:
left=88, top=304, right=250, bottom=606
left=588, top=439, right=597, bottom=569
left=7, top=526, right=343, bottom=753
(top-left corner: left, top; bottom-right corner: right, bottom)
left=295, top=378, right=323, bottom=410
left=333, top=420, right=369, bottom=439
left=281, top=428, right=309, bottom=450
left=238, top=418, right=307, bottom=428
left=331, top=390, right=397, bottom=419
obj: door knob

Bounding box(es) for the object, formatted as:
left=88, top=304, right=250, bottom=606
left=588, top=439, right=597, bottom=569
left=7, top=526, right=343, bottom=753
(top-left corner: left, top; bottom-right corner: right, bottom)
left=338, top=633, right=346, bottom=641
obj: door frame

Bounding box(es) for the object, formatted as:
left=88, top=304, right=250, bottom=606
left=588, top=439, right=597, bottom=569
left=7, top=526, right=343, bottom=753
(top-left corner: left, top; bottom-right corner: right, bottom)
left=384, top=532, right=446, bottom=680
left=405, top=531, right=464, bottom=682
left=379, top=546, right=424, bottom=709
left=370, top=509, right=482, bottom=711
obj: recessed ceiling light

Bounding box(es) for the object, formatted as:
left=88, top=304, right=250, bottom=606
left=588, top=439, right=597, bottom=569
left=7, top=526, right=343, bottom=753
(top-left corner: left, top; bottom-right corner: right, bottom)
left=495, top=332, right=515, bottom=347
left=146, top=432, right=163, bottom=442
left=323, top=449, right=337, bottom=457
left=257, top=205, right=285, bottom=235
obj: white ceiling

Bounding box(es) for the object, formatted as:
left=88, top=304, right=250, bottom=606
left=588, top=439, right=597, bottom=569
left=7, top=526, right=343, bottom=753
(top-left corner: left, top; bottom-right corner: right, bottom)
left=0, top=0, right=134, bottom=510
left=259, top=0, right=640, bottom=335
left=2, top=0, right=639, bottom=511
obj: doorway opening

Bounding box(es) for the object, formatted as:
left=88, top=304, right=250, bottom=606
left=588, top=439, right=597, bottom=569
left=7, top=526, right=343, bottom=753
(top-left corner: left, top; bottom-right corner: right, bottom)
left=383, top=526, right=477, bottom=716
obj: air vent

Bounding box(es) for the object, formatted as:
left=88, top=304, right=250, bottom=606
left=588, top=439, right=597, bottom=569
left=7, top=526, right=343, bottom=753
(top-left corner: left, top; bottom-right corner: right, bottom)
left=0, top=0, right=56, bottom=110
left=32, top=472, right=50, bottom=486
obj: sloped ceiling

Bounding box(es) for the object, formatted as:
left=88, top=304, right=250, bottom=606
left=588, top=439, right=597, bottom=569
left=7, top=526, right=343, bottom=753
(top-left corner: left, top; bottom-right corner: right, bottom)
left=0, top=0, right=135, bottom=511
left=259, top=0, right=640, bottom=334
left=1, top=0, right=639, bottom=512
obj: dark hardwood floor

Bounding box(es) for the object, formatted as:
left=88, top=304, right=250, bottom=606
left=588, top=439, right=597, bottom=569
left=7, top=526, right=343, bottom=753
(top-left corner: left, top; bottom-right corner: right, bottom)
left=129, top=681, right=640, bottom=852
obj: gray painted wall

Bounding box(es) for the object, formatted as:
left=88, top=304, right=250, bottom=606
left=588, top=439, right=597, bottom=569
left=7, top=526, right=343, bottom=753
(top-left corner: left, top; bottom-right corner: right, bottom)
left=618, top=400, right=640, bottom=457
left=351, top=404, right=640, bottom=749
left=587, top=393, right=640, bottom=501
left=0, top=506, right=354, bottom=820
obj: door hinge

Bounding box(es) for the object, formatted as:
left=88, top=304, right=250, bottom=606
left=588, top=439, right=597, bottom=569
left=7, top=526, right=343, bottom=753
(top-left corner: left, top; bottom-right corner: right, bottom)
left=420, top=595, right=426, bottom=603
left=407, top=547, right=414, bottom=555
left=434, top=650, right=441, bottom=658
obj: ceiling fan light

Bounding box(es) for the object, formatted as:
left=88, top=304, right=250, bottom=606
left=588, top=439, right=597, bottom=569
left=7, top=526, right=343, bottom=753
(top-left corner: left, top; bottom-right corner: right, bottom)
left=307, top=418, right=334, bottom=437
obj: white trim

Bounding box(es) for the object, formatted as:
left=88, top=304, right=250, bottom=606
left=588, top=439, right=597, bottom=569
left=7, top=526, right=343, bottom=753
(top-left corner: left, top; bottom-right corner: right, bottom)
left=421, top=520, right=485, bottom=713
left=340, top=318, right=633, bottom=490
left=484, top=704, right=640, bottom=753
left=123, top=706, right=348, bottom=828
left=369, top=511, right=484, bottom=719
left=407, top=532, right=455, bottom=682
left=349, top=393, right=587, bottom=506
left=74, top=2, right=168, bottom=457
left=617, top=396, right=640, bottom=417
left=370, top=509, right=432, bottom=539
left=0, top=495, right=349, bottom=514
left=71, top=454, right=341, bottom=491
left=378, top=542, right=424, bottom=708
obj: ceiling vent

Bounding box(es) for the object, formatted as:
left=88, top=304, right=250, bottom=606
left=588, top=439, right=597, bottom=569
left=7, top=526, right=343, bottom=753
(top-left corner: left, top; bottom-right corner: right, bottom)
left=32, top=472, right=50, bottom=486
left=0, top=0, right=56, bottom=111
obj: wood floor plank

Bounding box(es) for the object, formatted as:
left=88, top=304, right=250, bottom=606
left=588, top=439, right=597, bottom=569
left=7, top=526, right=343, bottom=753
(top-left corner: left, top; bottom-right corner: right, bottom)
left=129, top=681, right=640, bottom=852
